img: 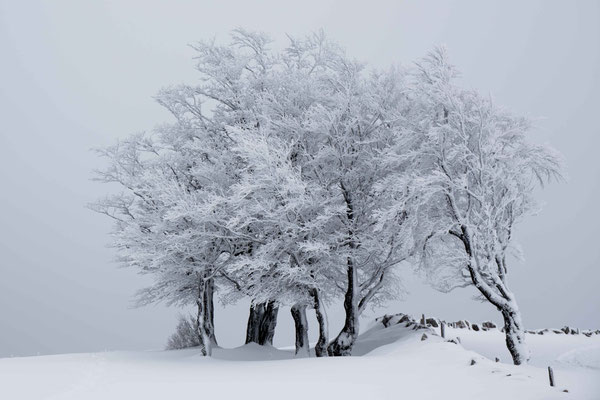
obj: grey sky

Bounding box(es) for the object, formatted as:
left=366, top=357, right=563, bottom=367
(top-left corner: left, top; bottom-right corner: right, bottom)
left=1, top=0, right=599, bottom=357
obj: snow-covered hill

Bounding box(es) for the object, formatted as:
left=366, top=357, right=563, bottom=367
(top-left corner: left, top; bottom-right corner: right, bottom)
left=1, top=315, right=598, bottom=400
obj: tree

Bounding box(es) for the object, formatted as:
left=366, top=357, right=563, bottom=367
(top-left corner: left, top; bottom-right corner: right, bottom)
left=224, top=127, right=337, bottom=355
left=305, top=62, right=415, bottom=357
left=381, top=48, right=563, bottom=364
left=91, top=133, right=223, bottom=355
left=93, top=31, right=562, bottom=362
left=219, top=34, right=415, bottom=356
left=92, top=30, right=288, bottom=355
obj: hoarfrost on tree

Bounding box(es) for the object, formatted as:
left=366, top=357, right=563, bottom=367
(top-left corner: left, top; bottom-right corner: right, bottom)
left=92, top=31, right=563, bottom=364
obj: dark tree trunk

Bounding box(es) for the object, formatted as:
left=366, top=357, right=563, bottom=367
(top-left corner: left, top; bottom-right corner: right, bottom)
left=245, top=303, right=264, bottom=344
left=501, top=305, right=528, bottom=365
left=453, top=224, right=529, bottom=365
left=327, top=259, right=359, bottom=356
left=291, top=304, right=309, bottom=356
left=310, top=288, right=329, bottom=357
left=328, top=182, right=360, bottom=357
left=195, top=297, right=207, bottom=356
left=258, top=300, right=279, bottom=345
left=245, top=301, right=279, bottom=346
left=202, top=277, right=218, bottom=347
left=195, top=282, right=210, bottom=356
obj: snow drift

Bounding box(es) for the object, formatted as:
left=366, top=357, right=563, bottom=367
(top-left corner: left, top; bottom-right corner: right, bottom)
left=1, top=313, right=599, bottom=399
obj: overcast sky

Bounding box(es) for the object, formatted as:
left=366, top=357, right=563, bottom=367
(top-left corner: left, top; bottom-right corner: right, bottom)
left=1, top=0, right=599, bottom=358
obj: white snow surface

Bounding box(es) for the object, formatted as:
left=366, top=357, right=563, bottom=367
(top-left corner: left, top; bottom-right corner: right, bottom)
left=1, top=320, right=599, bottom=400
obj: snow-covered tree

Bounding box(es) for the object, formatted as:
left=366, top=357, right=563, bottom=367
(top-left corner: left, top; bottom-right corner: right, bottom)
left=93, top=30, right=563, bottom=363
left=224, top=127, right=338, bottom=356
left=380, top=48, right=563, bottom=364
left=91, top=130, right=229, bottom=356
left=232, top=34, right=415, bottom=356
left=304, top=63, right=415, bottom=357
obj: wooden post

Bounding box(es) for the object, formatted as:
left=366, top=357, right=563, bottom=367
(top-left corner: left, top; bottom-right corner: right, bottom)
left=441, top=322, right=446, bottom=338
left=421, top=314, right=425, bottom=325
left=548, top=366, right=555, bottom=387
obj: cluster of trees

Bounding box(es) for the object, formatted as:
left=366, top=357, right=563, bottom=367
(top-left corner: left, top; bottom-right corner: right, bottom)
left=92, top=30, right=562, bottom=364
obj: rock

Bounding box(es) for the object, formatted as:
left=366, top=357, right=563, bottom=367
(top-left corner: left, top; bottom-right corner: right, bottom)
left=472, top=324, right=480, bottom=331
left=425, top=318, right=439, bottom=328
left=552, top=329, right=564, bottom=334
left=446, top=338, right=459, bottom=345
left=380, top=314, right=393, bottom=328
left=482, top=321, right=497, bottom=329
left=377, top=313, right=416, bottom=328
left=421, top=333, right=428, bottom=341
left=470, top=359, right=477, bottom=366
left=454, top=320, right=469, bottom=329
left=412, top=323, right=427, bottom=331
left=561, top=326, right=571, bottom=335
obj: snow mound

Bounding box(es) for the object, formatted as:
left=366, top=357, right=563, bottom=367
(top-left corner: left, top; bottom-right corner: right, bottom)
left=353, top=313, right=436, bottom=356
left=557, top=345, right=600, bottom=369
left=212, top=343, right=294, bottom=361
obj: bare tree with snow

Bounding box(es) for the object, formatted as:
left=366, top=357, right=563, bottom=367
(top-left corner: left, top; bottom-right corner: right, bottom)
left=380, top=48, right=563, bottom=365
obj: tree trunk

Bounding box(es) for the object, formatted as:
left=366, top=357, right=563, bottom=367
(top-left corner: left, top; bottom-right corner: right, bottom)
left=310, top=288, right=329, bottom=357
left=327, top=259, right=359, bottom=356
left=501, top=303, right=529, bottom=365
left=258, top=300, right=279, bottom=345
left=245, top=303, right=264, bottom=344
left=202, top=277, right=218, bottom=347
left=291, top=304, right=310, bottom=357
left=194, top=274, right=211, bottom=356
left=245, top=301, right=279, bottom=346
left=195, top=296, right=210, bottom=356
left=456, top=225, right=529, bottom=365
left=328, top=181, right=360, bottom=356
left=470, top=272, right=530, bottom=365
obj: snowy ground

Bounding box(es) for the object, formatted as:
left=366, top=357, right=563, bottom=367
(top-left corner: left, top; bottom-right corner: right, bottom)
left=1, top=318, right=598, bottom=400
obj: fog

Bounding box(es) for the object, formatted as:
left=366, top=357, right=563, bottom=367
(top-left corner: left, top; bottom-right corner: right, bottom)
left=1, top=0, right=599, bottom=357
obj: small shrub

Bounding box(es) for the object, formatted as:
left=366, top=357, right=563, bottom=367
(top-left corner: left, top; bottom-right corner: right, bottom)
left=166, top=314, right=201, bottom=350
